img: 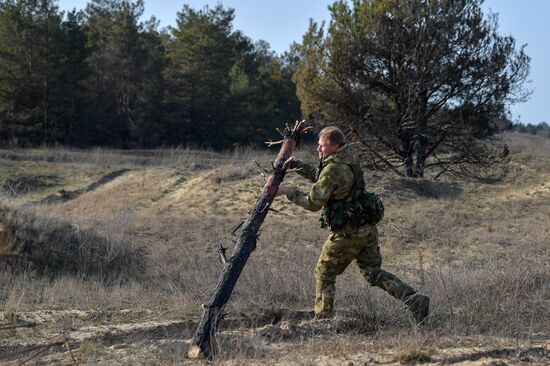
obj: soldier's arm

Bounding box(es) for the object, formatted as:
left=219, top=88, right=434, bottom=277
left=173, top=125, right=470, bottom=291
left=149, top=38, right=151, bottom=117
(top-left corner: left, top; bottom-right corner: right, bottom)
left=291, top=159, right=318, bottom=183
left=285, top=164, right=337, bottom=212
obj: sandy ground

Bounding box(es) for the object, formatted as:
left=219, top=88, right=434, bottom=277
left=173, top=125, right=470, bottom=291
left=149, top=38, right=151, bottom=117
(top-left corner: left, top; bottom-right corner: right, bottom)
left=1, top=308, right=548, bottom=365
left=0, top=134, right=549, bottom=364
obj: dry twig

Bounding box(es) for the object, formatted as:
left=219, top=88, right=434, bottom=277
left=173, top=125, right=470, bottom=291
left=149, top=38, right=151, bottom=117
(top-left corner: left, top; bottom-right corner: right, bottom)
left=65, top=341, right=79, bottom=366
left=231, top=221, right=244, bottom=235
left=265, top=139, right=284, bottom=147
left=218, top=245, right=229, bottom=265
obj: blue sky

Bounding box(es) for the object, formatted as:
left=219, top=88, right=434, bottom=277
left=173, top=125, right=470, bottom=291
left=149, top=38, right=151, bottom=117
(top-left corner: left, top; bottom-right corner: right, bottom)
left=58, top=0, right=549, bottom=124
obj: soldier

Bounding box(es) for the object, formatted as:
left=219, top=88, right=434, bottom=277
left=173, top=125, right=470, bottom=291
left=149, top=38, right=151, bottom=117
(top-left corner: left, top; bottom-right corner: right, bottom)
left=276, top=126, right=429, bottom=323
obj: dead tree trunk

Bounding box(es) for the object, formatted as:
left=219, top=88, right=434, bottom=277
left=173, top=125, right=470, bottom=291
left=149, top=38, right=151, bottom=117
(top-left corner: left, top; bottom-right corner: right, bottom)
left=187, top=121, right=308, bottom=359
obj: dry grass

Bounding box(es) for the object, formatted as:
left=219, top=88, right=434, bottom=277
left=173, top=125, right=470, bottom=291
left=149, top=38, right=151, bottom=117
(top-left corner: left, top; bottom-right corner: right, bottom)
left=0, top=133, right=548, bottom=364
left=395, top=346, right=432, bottom=364
left=0, top=144, right=271, bottom=169
left=0, top=204, right=145, bottom=279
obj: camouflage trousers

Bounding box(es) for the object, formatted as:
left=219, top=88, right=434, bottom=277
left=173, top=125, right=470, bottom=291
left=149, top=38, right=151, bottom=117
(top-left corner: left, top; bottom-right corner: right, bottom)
left=314, top=224, right=416, bottom=318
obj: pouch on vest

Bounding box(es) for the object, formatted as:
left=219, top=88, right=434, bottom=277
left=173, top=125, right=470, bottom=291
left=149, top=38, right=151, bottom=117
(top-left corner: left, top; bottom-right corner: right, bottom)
left=344, top=200, right=363, bottom=229
left=357, top=191, right=384, bottom=224
left=320, top=200, right=347, bottom=230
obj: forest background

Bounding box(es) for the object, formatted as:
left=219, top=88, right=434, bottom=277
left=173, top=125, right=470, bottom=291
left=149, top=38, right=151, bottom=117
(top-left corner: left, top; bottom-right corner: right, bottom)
left=0, top=0, right=548, bottom=153
left=0, top=0, right=302, bottom=149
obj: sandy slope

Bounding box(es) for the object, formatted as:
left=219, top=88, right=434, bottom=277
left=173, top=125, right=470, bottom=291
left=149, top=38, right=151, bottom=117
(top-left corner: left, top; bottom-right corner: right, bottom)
left=0, top=133, right=549, bottom=364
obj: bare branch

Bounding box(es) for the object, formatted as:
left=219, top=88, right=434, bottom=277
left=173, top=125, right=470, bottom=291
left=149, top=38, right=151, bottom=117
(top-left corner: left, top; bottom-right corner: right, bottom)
left=65, top=341, right=79, bottom=366
left=265, top=139, right=284, bottom=147
left=275, top=128, right=285, bottom=138
left=218, top=246, right=229, bottom=265
left=231, top=221, right=244, bottom=235
left=349, top=125, right=405, bottom=177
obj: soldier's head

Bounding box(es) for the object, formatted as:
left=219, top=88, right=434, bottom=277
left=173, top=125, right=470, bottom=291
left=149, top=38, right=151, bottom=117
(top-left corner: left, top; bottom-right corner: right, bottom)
left=317, top=126, right=346, bottom=159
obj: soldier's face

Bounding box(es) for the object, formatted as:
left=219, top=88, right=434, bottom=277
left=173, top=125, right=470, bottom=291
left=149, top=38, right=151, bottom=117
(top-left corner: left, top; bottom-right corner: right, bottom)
left=317, top=137, right=339, bottom=159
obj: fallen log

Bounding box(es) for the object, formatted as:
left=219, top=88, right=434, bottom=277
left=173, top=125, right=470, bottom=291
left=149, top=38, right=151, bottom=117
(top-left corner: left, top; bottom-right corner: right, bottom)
left=187, top=121, right=309, bottom=359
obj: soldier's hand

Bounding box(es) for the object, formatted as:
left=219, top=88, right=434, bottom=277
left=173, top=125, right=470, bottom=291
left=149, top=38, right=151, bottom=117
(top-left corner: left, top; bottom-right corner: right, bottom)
left=276, top=185, right=289, bottom=197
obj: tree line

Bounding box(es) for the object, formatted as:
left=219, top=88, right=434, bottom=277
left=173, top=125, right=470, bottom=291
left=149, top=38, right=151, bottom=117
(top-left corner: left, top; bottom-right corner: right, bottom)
left=515, top=122, right=550, bottom=139
left=0, top=0, right=532, bottom=179
left=0, top=0, right=300, bottom=148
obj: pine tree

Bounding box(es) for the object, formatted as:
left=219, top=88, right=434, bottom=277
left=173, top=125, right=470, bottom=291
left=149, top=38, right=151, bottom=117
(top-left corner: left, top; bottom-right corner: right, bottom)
left=164, top=4, right=236, bottom=147
left=0, top=0, right=67, bottom=144
left=56, top=9, right=90, bottom=145
left=294, top=0, right=530, bottom=179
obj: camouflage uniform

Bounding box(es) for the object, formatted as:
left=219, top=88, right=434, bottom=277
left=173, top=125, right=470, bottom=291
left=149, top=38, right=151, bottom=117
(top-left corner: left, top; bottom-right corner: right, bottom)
left=286, top=144, right=418, bottom=319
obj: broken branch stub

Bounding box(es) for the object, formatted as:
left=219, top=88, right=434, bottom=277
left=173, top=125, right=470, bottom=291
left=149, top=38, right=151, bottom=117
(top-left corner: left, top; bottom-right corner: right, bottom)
left=187, top=121, right=308, bottom=359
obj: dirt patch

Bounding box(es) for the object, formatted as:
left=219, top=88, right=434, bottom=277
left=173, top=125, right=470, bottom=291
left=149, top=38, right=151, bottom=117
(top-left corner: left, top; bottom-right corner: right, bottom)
left=1, top=305, right=549, bottom=364
left=384, top=178, right=463, bottom=199
left=437, top=345, right=549, bottom=365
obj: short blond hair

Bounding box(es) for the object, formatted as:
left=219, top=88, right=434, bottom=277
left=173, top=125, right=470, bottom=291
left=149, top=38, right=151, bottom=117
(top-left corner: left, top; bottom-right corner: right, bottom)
left=319, top=126, right=346, bottom=146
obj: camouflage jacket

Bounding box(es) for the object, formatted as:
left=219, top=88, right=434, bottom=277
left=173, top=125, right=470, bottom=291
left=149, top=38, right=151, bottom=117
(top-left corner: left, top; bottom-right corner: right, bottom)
left=286, top=144, right=361, bottom=212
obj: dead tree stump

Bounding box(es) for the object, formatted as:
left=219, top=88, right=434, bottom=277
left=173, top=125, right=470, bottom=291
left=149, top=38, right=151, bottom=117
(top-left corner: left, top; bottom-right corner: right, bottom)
left=187, top=121, right=308, bottom=359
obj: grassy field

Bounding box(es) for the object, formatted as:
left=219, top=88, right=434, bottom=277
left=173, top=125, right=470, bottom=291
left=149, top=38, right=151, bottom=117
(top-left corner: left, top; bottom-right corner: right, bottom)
left=0, top=133, right=548, bottom=365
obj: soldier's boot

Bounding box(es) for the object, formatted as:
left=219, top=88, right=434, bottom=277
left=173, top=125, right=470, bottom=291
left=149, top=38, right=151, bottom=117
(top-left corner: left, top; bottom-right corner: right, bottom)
left=368, top=270, right=429, bottom=323
left=314, top=280, right=335, bottom=320
left=404, top=293, right=430, bottom=324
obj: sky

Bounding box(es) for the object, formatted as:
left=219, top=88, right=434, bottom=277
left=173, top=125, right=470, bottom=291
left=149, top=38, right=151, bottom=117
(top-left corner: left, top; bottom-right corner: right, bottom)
left=57, top=0, right=549, bottom=125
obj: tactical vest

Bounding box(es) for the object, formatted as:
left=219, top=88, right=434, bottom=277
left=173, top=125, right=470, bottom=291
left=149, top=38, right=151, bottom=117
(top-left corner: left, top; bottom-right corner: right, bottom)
left=319, top=160, right=384, bottom=230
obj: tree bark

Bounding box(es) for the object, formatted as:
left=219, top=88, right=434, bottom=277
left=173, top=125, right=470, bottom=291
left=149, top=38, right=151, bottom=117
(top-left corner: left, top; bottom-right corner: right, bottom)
left=414, top=91, right=429, bottom=178
left=187, top=121, right=308, bottom=359
left=399, top=127, right=415, bottom=177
